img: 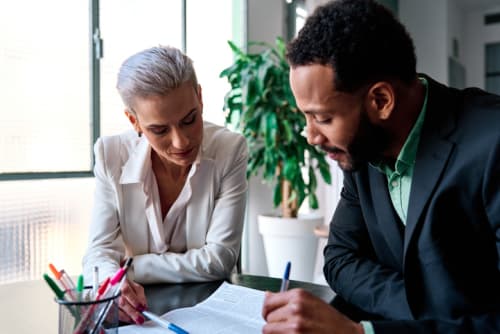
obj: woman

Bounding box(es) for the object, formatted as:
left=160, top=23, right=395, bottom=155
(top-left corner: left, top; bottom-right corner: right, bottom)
left=82, top=46, right=248, bottom=324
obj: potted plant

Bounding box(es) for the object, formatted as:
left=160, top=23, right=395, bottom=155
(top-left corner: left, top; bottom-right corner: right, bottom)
left=220, top=37, right=331, bottom=281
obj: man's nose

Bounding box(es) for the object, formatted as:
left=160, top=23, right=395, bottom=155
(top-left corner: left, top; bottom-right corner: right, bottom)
left=306, top=123, right=325, bottom=146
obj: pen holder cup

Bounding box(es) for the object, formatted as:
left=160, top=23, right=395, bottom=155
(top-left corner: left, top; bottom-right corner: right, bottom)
left=55, top=287, right=120, bottom=334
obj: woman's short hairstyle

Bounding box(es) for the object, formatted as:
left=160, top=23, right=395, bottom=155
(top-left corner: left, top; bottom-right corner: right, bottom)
left=286, top=0, right=417, bottom=93
left=117, top=45, right=198, bottom=111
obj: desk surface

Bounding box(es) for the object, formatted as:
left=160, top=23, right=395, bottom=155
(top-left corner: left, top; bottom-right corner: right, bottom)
left=145, top=273, right=336, bottom=315
left=0, top=274, right=335, bottom=333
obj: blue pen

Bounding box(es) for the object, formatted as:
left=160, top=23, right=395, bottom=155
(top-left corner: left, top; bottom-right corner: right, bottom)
left=142, top=310, right=189, bottom=334
left=280, top=261, right=291, bottom=292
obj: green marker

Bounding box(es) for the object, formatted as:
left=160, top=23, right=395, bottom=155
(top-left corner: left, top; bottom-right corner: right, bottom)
left=76, top=274, right=84, bottom=301
left=44, top=273, right=79, bottom=322
left=43, top=273, right=65, bottom=299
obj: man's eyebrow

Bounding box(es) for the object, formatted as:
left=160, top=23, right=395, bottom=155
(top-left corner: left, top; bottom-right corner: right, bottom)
left=303, top=109, right=330, bottom=115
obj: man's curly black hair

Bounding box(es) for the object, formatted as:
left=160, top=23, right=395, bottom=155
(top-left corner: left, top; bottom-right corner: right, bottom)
left=286, top=0, right=416, bottom=93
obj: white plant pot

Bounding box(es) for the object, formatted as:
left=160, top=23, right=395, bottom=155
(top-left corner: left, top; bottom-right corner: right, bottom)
left=258, top=214, right=323, bottom=282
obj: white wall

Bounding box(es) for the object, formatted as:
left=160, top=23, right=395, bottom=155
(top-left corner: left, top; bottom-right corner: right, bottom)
left=243, top=0, right=286, bottom=276
left=463, top=5, right=500, bottom=88
left=448, top=0, right=465, bottom=63
left=399, top=0, right=449, bottom=83
left=400, top=0, right=500, bottom=89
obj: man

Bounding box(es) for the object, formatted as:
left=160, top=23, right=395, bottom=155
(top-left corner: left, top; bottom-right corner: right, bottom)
left=262, top=0, right=500, bottom=333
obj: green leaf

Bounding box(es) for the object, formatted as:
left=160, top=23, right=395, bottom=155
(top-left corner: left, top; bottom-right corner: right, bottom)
left=308, top=166, right=317, bottom=191
left=308, top=193, right=319, bottom=209
left=220, top=38, right=331, bottom=216
left=273, top=183, right=282, bottom=208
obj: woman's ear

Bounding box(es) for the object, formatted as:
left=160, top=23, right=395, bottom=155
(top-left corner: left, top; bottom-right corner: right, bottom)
left=365, top=82, right=395, bottom=123
left=124, top=109, right=141, bottom=132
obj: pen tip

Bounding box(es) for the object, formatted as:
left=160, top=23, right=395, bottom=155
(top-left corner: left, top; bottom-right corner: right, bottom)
left=124, top=257, right=133, bottom=268
left=284, top=261, right=291, bottom=278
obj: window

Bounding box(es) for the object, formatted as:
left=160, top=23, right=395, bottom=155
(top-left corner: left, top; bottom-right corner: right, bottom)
left=99, top=0, right=184, bottom=136
left=0, top=0, right=242, bottom=284
left=0, top=0, right=91, bottom=176
left=485, top=42, right=500, bottom=95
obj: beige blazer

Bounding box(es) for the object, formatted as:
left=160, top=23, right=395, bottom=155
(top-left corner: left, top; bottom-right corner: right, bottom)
left=83, top=122, right=248, bottom=284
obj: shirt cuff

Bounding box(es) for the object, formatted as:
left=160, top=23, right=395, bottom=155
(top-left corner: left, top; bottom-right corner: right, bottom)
left=361, top=321, right=375, bottom=334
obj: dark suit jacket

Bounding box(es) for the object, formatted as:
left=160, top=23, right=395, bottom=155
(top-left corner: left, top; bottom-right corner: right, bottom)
left=324, top=75, right=500, bottom=333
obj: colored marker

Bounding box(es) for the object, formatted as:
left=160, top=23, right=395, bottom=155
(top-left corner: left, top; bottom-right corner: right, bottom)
left=49, top=263, right=76, bottom=301
left=76, top=274, right=84, bottom=301
left=90, top=258, right=134, bottom=334
left=44, top=273, right=79, bottom=320
left=92, top=266, right=99, bottom=298
left=43, top=273, right=65, bottom=299
left=73, top=277, right=111, bottom=334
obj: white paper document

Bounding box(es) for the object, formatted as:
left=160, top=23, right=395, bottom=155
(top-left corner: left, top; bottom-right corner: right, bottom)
left=119, top=282, right=266, bottom=334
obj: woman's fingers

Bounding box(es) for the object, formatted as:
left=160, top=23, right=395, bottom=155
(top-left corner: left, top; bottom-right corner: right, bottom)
left=118, top=280, right=147, bottom=324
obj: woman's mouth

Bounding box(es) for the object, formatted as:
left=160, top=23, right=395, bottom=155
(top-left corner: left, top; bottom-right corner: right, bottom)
left=171, top=148, right=194, bottom=158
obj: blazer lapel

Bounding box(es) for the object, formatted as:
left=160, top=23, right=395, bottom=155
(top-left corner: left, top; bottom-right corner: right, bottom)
left=369, top=167, right=404, bottom=265
left=403, top=76, right=457, bottom=259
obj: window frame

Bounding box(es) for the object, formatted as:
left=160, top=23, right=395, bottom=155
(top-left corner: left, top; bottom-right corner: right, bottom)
left=0, top=0, right=188, bottom=181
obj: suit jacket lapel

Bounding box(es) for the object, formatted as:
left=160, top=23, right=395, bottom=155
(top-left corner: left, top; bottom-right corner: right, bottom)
left=403, top=76, right=457, bottom=259
left=369, top=167, right=404, bottom=265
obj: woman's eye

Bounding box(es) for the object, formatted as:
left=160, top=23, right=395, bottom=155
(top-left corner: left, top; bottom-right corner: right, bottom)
left=182, top=113, right=196, bottom=125
left=150, top=127, right=168, bottom=135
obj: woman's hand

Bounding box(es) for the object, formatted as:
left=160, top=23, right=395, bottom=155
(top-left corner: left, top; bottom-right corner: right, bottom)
left=262, top=289, right=364, bottom=334
left=117, top=279, right=148, bottom=324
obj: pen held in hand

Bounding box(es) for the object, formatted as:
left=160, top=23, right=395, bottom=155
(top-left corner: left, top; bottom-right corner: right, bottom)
left=142, top=310, right=189, bottom=334
left=279, top=261, right=291, bottom=292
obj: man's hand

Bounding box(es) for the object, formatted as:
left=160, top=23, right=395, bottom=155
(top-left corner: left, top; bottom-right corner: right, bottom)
left=117, top=279, right=148, bottom=324
left=262, top=288, right=364, bottom=334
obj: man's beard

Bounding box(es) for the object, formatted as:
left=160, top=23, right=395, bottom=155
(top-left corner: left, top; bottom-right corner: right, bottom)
left=322, top=111, right=389, bottom=172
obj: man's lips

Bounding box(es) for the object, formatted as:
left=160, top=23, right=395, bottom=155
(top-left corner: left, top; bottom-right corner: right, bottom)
left=321, top=146, right=344, bottom=160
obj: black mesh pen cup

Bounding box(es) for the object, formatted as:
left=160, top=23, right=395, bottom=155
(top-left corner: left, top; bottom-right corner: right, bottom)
left=55, top=287, right=120, bottom=334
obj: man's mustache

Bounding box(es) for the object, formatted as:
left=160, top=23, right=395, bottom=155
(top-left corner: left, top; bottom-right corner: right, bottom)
left=320, top=145, right=344, bottom=154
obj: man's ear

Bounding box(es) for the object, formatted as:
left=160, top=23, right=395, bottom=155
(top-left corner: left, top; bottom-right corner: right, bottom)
left=365, top=82, right=395, bottom=123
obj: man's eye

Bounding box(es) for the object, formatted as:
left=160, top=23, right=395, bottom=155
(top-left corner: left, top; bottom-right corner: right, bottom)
left=314, top=116, right=331, bottom=124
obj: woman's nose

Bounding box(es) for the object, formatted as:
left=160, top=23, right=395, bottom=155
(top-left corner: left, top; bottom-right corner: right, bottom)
left=171, top=128, right=189, bottom=148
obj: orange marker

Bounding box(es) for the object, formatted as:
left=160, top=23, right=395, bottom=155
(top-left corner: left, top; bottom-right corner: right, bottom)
left=49, top=263, right=76, bottom=301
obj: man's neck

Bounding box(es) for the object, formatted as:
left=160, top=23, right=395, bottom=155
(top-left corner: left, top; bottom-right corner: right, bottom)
left=383, top=78, right=426, bottom=161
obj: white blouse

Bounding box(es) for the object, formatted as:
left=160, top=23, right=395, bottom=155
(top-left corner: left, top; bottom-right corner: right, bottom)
left=82, top=122, right=248, bottom=284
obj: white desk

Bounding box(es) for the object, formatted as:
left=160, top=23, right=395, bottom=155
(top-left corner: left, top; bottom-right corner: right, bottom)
left=0, top=279, right=58, bottom=333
